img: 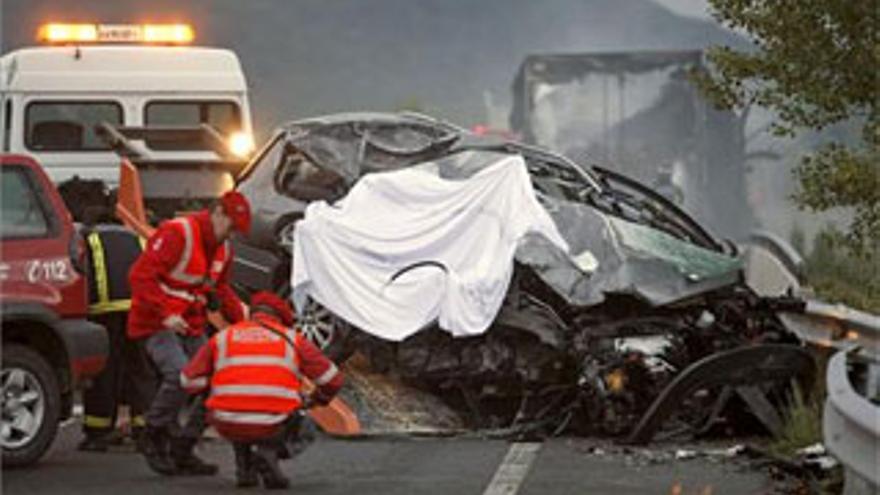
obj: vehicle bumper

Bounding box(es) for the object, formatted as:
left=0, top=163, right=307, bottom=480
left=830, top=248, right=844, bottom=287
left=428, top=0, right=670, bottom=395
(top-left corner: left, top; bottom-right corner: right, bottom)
left=56, top=318, right=108, bottom=384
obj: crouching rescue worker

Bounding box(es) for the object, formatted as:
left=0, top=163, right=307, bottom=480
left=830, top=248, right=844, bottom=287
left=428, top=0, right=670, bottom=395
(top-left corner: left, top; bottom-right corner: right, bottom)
left=128, top=191, right=251, bottom=476
left=181, top=291, right=344, bottom=489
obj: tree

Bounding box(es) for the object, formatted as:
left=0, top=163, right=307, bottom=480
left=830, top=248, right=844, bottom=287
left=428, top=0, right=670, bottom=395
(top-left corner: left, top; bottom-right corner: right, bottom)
left=694, top=0, right=879, bottom=252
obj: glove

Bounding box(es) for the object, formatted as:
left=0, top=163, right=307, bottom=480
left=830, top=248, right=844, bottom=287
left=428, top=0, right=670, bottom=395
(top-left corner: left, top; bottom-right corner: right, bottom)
left=205, top=290, right=220, bottom=312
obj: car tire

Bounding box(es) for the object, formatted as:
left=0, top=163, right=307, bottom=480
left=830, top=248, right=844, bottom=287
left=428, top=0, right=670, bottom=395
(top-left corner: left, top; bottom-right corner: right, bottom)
left=298, top=299, right=356, bottom=363
left=1, top=344, right=61, bottom=468
left=273, top=276, right=356, bottom=363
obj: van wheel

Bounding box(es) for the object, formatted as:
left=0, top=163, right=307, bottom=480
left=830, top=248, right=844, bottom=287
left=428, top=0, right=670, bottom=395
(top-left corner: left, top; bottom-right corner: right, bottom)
left=1, top=344, right=61, bottom=468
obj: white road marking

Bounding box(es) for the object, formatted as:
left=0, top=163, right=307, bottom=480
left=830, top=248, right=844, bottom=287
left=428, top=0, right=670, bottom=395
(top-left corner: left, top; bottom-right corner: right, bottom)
left=482, top=442, right=542, bottom=495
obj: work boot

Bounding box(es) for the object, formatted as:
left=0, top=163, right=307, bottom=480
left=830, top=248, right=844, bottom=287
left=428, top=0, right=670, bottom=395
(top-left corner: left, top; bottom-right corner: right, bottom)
left=77, top=433, right=110, bottom=453
left=285, top=415, right=317, bottom=459
left=131, top=426, right=146, bottom=453
left=140, top=426, right=177, bottom=476
left=253, top=445, right=289, bottom=489
left=170, top=437, right=218, bottom=476
left=233, top=443, right=258, bottom=488
left=104, top=428, right=126, bottom=446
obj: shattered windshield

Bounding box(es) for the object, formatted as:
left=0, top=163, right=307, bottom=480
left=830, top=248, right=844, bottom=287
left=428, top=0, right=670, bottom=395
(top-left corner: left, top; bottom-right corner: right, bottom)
left=609, top=217, right=741, bottom=281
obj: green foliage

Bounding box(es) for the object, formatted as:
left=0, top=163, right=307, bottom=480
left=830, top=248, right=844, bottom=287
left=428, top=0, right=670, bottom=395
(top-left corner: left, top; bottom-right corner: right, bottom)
left=695, top=0, right=880, bottom=252
left=768, top=380, right=823, bottom=459
left=766, top=359, right=845, bottom=493
left=800, top=226, right=880, bottom=313
left=794, top=145, right=880, bottom=251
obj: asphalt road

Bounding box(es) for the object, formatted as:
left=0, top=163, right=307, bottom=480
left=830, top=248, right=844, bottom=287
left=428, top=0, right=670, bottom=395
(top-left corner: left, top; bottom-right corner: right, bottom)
left=3, top=420, right=775, bottom=495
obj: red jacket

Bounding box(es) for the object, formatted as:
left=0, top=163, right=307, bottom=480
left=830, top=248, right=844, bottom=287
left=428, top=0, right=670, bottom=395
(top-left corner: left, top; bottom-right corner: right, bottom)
left=127, top=211, right=244, bottom=339
left=181, top=313, right=344, bottom=441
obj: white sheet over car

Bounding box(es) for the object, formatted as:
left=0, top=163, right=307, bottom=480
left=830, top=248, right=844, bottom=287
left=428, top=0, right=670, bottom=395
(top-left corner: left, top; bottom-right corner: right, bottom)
left=291, top=154, right=569, bottom=341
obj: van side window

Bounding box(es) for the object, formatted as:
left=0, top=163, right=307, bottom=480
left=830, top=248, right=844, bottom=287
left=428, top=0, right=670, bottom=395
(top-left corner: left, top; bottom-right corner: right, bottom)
left=25, top=101, right=123, bottom=151
left=144, top=101, right=241, bottom=149
left=0, top=167, right=51, bottom=238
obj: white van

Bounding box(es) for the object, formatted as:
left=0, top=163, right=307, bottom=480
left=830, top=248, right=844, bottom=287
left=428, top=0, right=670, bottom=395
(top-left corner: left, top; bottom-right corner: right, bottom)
left=0, top=23, right=254, bottom=186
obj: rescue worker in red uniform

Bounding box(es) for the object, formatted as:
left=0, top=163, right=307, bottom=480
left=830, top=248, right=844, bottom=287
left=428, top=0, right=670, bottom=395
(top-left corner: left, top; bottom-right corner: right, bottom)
left=181, top=292, right=344, bottom=489
left=128, top=191, right=251, bottom=476
left=79, top=224, right=156, bottom=452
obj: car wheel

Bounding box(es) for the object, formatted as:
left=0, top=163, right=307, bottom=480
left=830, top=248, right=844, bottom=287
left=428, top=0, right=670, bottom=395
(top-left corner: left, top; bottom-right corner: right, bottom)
left=1, top=344, right=61, bottom=468
left=270, top=240, right=354, bottom=362
left=276, top=220, right=297, bottom=253
left=299, top=299, right=355, bottom=363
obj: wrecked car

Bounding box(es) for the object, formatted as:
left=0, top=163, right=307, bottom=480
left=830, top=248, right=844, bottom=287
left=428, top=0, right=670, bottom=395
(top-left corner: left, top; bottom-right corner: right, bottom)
left=232, top=112, right=815, bottom=442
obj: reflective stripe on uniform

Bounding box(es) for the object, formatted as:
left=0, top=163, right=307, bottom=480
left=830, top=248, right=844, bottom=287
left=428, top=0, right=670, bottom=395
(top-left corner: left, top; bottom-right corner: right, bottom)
left=131, top=415, right=146, bottom=427
left=83, top=415, right=113, bottom=428
left=212, top=409, right=289, bottom=425
left=211, top=385, right=302, bottom=401
left=89, top=299, right=132, bottom=315
left=215, top=325, right=301, bottom=378
left=87, top=232, right=110, bottom=315
left=180, top=372, right=208, bottom=389
left=88, top=231, right=136, bottom=315
left=218, top=355, right=297, bottom=368
left=313, top=363, right=340, bottom=386
left=159, top=282, right=198, bottom=302
left=167, top=218, right=204, bottom=285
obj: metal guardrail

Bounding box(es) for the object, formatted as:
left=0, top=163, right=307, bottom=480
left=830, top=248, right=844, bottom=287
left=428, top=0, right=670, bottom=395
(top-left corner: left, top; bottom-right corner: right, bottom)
left=742, top=230, right=879, bottom=494
left=779, top=299, right=880, bottom=356
left=748, top=230, right=806, bottom=283
left=742, top=229, right=879, bottom=353
left=782, top=293, right=878, bottom=495
left=808, top=300, right=880, bottom=360
left=741, top=232, right=803, bottom=298
left=823, top=350, right=880, bottom=495
left=804, top=299, right=880, bottom=339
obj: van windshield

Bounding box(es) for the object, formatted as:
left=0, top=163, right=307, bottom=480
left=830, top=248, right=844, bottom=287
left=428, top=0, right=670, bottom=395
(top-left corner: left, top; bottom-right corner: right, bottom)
left=144, top=100, right=241, bottom=150
left=25, top=101, right=123, bottom=151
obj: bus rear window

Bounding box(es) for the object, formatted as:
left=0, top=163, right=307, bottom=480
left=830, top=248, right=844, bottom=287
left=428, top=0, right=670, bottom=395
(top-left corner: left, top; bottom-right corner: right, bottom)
left=25, top=101, right=122, bottom=151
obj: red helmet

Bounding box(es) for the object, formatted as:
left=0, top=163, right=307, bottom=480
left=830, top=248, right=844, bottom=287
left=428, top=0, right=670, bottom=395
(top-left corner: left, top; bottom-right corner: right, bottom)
left=220, top=190, right=251, bottom=235
left=250, top=291, right=295, bottom=326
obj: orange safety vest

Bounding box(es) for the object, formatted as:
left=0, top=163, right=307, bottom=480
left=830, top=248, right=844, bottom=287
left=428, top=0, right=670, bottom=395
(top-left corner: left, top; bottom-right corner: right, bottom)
left=206, top=318, right=304, bottom=425
left=158, top=216, right=231, bottom=307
